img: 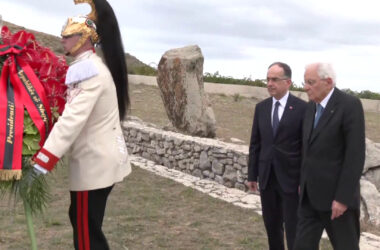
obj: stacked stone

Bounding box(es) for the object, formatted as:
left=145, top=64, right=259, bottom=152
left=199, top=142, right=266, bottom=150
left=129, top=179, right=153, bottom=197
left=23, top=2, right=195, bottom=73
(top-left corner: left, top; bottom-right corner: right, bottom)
left=123, top=120, right=249, bottom=191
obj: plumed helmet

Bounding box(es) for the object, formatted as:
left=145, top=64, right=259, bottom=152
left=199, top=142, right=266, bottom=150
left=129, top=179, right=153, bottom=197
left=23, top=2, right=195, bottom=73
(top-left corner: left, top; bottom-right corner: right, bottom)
left=63, top=0, right=130, bottom=119
left=61, top=0, right=99, bottom=55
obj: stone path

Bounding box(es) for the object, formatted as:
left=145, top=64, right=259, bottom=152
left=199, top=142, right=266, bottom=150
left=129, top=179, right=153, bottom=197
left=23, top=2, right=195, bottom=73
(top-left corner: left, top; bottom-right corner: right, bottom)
left=131, top=155, right=380, bottom=250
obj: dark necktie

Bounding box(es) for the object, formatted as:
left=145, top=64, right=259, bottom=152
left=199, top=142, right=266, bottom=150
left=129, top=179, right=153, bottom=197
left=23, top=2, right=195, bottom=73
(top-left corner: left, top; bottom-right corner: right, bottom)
left=272, top=101, right=280, bottom=135
left=314, top=104, right=324, bottom=128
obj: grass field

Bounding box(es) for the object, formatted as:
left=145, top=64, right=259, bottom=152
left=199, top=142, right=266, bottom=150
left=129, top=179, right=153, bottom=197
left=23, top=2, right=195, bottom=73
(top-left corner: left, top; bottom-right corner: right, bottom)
left=0, top=165, right=335, bottom=250
left=0, top=166, right=270, bottom=249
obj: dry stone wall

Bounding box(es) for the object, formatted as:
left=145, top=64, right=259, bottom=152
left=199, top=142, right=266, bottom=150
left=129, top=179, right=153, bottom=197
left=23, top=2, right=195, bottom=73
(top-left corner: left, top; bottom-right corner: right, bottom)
left=123, top=119, right=249, bottom=191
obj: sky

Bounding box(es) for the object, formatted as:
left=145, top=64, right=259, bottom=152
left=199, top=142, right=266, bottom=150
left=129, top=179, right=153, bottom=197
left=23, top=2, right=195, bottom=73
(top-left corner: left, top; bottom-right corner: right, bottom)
left=1, top=0, right=380, bottom=92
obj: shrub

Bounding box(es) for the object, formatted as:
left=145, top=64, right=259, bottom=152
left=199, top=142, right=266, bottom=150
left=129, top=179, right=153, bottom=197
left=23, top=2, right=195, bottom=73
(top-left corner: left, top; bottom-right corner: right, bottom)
left=129, top=65, right=157, bottom=76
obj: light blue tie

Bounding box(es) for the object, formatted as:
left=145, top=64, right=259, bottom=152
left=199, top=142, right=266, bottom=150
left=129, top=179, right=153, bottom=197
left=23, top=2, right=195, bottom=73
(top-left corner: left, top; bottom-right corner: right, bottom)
left=314, top=104, right=324, bottom=128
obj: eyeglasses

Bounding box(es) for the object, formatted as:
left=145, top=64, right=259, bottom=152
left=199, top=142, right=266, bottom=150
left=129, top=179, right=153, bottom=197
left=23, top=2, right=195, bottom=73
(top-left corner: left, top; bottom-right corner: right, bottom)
left=301, top=80, right=317, bottom=86
left=265, top=77, right=289, bottom=83
left=302, top=78, right=329, bottom=86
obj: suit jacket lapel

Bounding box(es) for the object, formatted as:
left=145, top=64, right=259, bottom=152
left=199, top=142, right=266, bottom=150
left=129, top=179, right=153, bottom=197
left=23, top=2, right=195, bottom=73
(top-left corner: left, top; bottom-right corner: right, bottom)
left=280, top=94, right=294, bottom=124
left=304, top=103, right=315, bottom=145
left=309, top=88, right=339, bottom=144
left=274, top=94, right=293, bottom=140
left=274, top=93, right=304, bottom=141
left=264, top=98, right=274, bottom=140
left=270, top=94, right=300, bottom=141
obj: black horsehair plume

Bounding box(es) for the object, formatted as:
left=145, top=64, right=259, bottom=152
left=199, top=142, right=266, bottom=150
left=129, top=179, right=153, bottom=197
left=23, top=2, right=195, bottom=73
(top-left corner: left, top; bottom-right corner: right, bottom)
left=93, top=0, right=130, bottom=120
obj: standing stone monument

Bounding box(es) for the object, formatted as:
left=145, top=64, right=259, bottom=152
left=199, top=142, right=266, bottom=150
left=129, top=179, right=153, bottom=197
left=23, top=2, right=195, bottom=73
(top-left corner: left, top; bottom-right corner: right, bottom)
left=360, top=138, right=380, bottom=226
left=157, top=45, right=216, bottom=138
left=362, top=138, right=380, bottom=190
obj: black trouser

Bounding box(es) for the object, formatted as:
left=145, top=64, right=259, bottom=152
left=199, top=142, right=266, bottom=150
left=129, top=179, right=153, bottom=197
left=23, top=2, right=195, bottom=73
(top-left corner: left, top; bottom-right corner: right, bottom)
left=294, top=189, right=360, bottom=250
left=260, top=171, right=299, bottom=250
left=69, top=185, right=114, bottom=250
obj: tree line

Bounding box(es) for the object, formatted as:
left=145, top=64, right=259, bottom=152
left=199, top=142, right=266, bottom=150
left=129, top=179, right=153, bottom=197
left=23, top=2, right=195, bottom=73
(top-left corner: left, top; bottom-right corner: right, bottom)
left=203, top=71, right=380, bottom=100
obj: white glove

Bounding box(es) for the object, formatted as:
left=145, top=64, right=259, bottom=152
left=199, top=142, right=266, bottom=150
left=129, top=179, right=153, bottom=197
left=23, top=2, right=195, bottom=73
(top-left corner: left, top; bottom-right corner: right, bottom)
left=33, top=164, right=48, bottom=175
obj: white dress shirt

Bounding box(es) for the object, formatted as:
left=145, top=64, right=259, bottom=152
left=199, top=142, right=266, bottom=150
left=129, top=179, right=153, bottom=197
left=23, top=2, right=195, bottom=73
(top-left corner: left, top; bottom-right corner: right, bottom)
left=317, top=88, right=335, bottom=115
left=271, top=91, right=289, bottom=125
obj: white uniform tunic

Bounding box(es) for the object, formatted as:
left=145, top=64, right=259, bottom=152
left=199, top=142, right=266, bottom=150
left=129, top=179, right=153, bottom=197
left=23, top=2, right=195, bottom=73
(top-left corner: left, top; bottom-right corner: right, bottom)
left=35, top=50, right=131, bottom=191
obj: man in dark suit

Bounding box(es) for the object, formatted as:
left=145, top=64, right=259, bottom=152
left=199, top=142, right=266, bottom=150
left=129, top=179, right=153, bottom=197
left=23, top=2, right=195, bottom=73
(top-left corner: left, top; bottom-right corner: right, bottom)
left=294, top=63, right=365, bottom=250
left=247, top=62, right=307, bottom=250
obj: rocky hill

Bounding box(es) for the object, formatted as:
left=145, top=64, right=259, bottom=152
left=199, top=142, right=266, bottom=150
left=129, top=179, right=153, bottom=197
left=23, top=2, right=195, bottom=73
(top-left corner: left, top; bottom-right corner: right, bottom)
left=3, top=21, right=154, bottom=73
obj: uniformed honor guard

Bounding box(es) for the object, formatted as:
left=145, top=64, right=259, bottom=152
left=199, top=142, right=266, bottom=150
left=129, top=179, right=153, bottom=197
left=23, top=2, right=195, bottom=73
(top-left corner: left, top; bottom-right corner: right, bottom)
left=32, top=0, right=131, bottom=249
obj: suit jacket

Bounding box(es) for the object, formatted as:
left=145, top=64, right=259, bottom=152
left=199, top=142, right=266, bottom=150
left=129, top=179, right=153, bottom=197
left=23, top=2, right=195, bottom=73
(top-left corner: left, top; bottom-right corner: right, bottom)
left=36, top=51, right=131, bottom=191
left=248, top=94, right=307, bottom=193
left=300, top=88, right=365, bottom=211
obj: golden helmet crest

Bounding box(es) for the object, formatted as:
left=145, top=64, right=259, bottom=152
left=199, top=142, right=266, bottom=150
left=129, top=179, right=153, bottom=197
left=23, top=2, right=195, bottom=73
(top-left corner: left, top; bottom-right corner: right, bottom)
left=74, top=0, right=97, bottom=21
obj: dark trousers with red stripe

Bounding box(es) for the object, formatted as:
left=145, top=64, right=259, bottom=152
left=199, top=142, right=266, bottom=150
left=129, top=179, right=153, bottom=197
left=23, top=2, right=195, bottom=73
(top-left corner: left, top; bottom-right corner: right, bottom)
left=69, top=185, right=114, bottom=250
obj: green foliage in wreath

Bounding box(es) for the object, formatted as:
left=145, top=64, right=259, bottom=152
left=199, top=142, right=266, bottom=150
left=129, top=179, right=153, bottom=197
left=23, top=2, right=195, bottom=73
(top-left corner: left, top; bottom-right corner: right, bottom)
left=0, top=110, right=51, bottom=215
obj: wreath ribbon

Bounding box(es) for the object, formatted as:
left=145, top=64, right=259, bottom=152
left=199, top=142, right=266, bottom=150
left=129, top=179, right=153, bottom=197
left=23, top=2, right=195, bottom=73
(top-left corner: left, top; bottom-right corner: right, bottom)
left=0, top=42, right=52, bottom=180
